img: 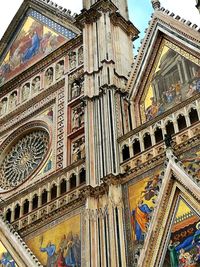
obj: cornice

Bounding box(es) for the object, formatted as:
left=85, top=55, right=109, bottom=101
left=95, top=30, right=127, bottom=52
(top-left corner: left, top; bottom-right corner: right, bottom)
left=18, top=194, right=85, bottom=237
left=0, top=158, right=85, bottom=205
left=110, top=12, right=139, bottom=40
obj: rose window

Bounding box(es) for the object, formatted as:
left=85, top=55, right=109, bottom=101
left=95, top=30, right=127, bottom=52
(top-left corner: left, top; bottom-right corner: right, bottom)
left=0, top=130, right=49, bottom=190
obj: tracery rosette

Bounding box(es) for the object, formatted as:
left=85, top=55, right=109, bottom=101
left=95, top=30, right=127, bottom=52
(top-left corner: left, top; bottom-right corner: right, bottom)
left=0, top=130, right=49, bottom=190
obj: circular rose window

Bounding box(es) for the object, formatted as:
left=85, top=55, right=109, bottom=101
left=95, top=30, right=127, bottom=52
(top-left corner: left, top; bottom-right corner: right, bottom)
left=0, top=130, right=49, bottom=190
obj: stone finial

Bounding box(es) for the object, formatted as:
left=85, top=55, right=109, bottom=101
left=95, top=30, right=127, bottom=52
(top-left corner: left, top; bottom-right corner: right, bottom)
left=151, top=0, right=161, bottom=10
left=196, top=0, right=200, bottom=13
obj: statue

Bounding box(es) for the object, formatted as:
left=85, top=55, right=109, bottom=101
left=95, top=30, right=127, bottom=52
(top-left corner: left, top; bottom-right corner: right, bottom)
left=32, top=77, right=40, bottom=93
left=45, top=68, right=53, bottom=86
left=72, top=142, right=80, bottom=162
left=72, top=109, right=80, bottom=130
left=0, top=98, right=7, bottom=115
left=9, top=92, right=17, bottom=110
left=22, top=84, right=30, bottom=101
left=78, top=47, right=83, bottom=65
left=69, top=52, right=76, bottom=69
left=71, top=82, right=80, bottom=99
left=56, top=61, right=64, bottom=79
left=80, top=137, right=85, bottom=159
left=164, top=134, right=172, bottom=148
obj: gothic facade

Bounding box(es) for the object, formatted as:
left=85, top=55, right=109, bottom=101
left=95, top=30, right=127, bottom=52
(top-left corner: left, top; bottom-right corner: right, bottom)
left=0, top=0, right=199, bottom=266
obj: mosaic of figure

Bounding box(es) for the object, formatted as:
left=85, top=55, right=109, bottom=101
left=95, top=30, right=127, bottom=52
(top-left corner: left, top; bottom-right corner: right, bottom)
left=32, top=76, right=41, bottom=93
left=69, top=52, right=77, bottom=70
left=22, top=83, right=30, bottom=101
left=180, top=150, right=200, bottom=180
left=55, top=60, right=64, bottom=80
left=129, top=172, right=160, bottom=244
left=0, top=16, right=66, bottom=86
left=141, top=42, right=200, bottom=123
left=0, top=98, right=8, bottom=116
left=163, top=199, right=200, bottom=267
left=78, top=47, right=83, bottom=65
left=0, top=241, right=18, bottom=267
left=45, top=67, right=54, bottom=87
left=27, top=215, right=81, bottom=267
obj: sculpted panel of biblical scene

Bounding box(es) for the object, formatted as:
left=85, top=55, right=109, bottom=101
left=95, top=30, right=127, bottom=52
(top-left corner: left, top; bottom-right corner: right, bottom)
left=128, top=171, right=160, bottom=245
left=0, top=15, right=66, bottom=86
left=162, top=199, right=200, bottom=267
left=0, top=241, right=18, bottom=266
left=27, top=214, right=81, bottom=267
left=140, top=40, right=200, bottom=123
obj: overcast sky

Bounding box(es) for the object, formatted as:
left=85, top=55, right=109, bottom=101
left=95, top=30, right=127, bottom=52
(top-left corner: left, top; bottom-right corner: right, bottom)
left=0, top=0, right=199, bottom=46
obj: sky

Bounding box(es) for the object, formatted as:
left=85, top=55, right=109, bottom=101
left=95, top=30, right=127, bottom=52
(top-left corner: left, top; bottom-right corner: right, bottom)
left=0, top=0, right=199, bottom=52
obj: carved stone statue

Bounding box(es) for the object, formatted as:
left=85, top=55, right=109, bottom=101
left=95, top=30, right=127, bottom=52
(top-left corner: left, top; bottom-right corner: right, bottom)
left=9, top=92, right=17, bottom=110
left=22, top=84, right=30, bottom=101
left=45, top=68, right=53, bottom=86
left=72, top=142, right=80, bottom=162
left=72, top=109, right=80, bottom=130
left=78, top=47, right=83, bottom=65
left=69, top=52, right=76, bottom=69
left=80, top=137, right=85, bottom=159
left=71, top=82, right=80, bottom=99
left=32, top=77, right=40, bottom=93
left=0, top=98, right=7, bottom=115
left=56, top=61, right=64, bottom=79
left=164, top=134, right=172, bottom=148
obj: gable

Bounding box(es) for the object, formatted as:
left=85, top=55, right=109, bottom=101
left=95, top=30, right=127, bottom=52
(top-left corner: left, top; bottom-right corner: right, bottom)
left=139, top=39, right=200, bottom=124
left=0, top=8, right=76, bottom=87
left=162, top=198, right=200, bottom=266
left=137, top=150, right=200, bottom=267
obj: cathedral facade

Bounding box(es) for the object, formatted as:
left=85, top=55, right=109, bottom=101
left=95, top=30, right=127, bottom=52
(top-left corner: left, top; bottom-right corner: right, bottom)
left=0, top=0, right=199, bottom=266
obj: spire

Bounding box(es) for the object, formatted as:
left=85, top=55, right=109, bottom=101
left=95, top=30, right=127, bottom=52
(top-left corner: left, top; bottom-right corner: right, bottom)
left=151, top=0, right=161, bottom=10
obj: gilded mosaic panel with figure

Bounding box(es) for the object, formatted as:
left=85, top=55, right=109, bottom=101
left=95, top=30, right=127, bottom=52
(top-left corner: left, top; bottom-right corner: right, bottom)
left=162, top=199, right=200, bottom=267
left=27, top=214, right=81, bottom=267
left=0, top=241, right=18, bottom=266
left=123, top=168, right=162, bottom=266
left=0, top=14, right=66, bottom=86
left=140, top=40, right=200, bottom=123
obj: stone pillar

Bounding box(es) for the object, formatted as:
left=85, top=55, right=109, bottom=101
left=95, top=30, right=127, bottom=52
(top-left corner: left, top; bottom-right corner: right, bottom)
left=108, top=184, right=126, bottom=267
left=182, top=59, right=189, bottom=82
left=177, top=61, right=184, bottom=83
left=38, top=194, right=42, bottom=207
left=47, top=191, right=51, bottom=202
left=11, top=207, right=15, bottom=222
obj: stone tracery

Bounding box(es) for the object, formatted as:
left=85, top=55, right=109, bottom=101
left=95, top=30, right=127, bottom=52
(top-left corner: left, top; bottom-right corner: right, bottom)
left=0, top=130, right=49, bottom=190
